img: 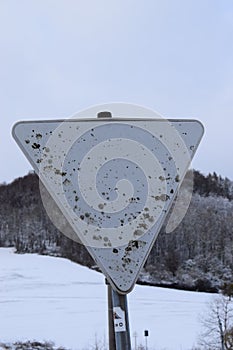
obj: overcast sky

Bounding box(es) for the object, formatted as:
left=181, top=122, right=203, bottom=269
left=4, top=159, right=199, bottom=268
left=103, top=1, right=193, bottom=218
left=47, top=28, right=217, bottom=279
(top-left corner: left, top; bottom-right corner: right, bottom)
left=1, top=0, right=233, bottom=184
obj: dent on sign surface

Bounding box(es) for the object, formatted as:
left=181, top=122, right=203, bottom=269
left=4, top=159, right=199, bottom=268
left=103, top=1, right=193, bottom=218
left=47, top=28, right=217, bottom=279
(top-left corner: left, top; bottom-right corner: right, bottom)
left=12, top=118, right=204, bottom=293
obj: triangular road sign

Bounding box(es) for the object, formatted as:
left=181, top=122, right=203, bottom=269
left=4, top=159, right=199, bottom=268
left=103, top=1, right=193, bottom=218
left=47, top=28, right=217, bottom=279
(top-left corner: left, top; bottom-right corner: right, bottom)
left=12, top=118, right=204, bottom=294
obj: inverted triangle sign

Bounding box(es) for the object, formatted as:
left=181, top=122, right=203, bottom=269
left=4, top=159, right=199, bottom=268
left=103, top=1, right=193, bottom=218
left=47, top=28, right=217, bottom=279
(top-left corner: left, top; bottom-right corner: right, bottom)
left=12, top=118, right=204, bottom=294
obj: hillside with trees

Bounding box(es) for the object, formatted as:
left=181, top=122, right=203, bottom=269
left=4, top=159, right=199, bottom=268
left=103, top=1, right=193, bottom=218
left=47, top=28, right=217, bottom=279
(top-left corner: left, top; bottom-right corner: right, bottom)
left=0, top=170, right=233, bottom=293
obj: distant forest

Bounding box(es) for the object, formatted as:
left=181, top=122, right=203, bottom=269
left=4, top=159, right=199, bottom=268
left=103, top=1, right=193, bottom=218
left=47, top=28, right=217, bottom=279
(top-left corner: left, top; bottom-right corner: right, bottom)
left=0, top=170, right=233, bottom=293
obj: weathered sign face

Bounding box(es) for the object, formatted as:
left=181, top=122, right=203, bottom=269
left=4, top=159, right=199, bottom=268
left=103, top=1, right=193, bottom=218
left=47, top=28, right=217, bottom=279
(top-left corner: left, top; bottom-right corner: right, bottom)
left=12, top=117, right=204, bottom=294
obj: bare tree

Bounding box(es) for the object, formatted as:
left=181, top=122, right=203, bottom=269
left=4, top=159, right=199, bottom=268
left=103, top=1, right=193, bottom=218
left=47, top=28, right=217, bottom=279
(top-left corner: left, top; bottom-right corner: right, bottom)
left=199, top=295, right=233, bottom=350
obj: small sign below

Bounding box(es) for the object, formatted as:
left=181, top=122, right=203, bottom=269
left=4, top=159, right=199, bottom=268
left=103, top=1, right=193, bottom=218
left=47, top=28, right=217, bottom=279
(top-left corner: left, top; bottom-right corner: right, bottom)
left=114, top=307, right=126, bottom=332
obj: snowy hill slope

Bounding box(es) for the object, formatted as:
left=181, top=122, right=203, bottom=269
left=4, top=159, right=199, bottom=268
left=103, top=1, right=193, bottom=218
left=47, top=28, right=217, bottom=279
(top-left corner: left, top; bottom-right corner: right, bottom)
left=0, top=248, right=212, bottom=350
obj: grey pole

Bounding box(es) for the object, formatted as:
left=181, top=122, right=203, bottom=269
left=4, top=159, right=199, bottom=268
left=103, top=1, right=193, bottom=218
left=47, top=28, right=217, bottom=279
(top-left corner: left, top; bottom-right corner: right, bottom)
left=133, top=332, right=137, bottom=350
left=106, top=279, right=116, bottom=350
left=144, top=330, right=149, bottom=350
left=99, top=111, right=130, bottom=350
left=111, top=287, right=132, bottom=350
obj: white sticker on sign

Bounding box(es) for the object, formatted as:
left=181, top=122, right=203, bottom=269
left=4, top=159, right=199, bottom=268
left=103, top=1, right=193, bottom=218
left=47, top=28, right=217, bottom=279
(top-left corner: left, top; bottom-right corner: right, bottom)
left=113, top=307, right=126, bottom=332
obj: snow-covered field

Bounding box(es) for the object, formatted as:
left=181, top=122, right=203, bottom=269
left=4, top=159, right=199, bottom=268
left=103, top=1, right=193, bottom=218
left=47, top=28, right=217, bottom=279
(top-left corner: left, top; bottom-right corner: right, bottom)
left=0, top=248, right=213, bottom=349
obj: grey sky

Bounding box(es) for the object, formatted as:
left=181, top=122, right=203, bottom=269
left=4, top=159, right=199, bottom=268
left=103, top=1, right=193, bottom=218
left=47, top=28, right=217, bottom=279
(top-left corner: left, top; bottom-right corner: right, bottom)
left=0, top=0, right=233, bottom=184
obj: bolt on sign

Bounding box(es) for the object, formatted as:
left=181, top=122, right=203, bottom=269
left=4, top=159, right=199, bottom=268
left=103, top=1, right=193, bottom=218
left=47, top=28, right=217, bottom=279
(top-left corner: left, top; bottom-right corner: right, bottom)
left=12, top=115, right=204, bottom=294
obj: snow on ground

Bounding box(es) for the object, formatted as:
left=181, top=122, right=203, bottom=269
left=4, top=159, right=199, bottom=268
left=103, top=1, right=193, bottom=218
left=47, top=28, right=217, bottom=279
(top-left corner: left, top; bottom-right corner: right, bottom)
left=0, top=248, right=213, bottom=350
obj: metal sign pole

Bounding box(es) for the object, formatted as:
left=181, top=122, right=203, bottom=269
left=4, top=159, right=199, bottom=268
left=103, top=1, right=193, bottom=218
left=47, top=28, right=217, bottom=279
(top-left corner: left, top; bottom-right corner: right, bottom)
left=110, top=286, right=131, bottom=350
left=144, top=330, right=149, bottom=350
left=106, top=280, right=116, bottom=350
left=101, top=111, right=132, bottom=350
